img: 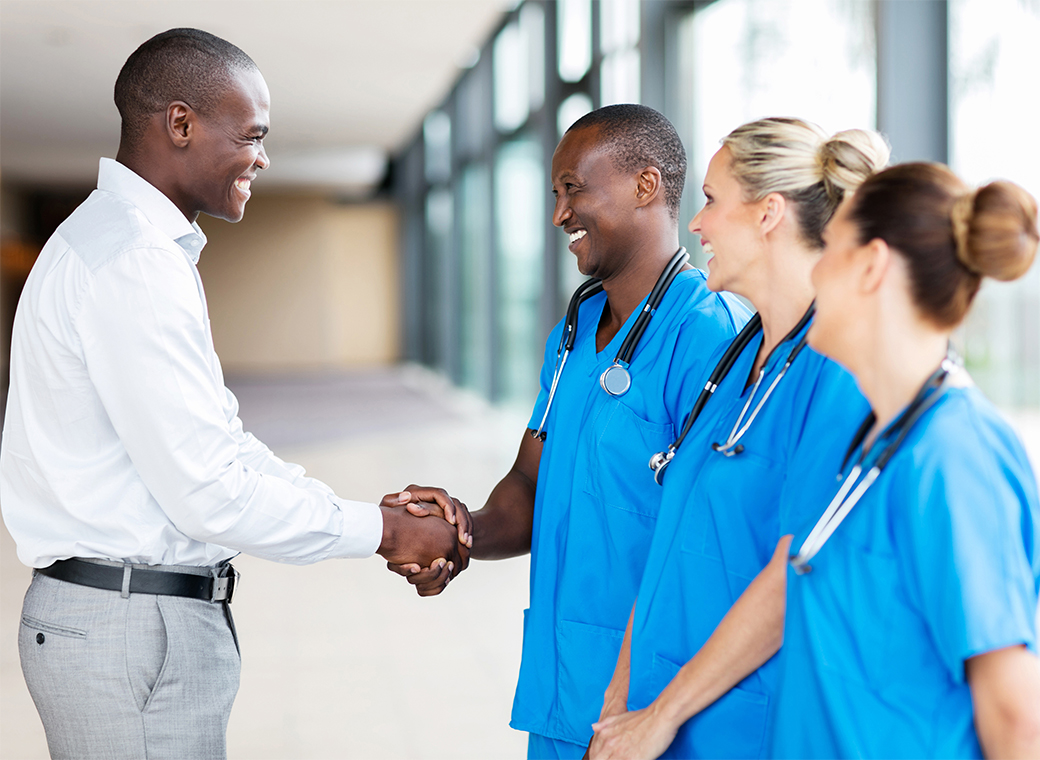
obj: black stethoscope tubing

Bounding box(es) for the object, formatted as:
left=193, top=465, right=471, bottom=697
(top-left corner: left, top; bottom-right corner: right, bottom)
left=648, top=302, right=815, bottom=483
left=788, top=353, right=957, bottom=574
left=531, top=247, right=690, bottom=441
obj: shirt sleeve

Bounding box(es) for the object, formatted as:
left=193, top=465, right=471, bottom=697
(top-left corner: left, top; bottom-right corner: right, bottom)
left=901, top=400, right=1040, bottom=682
left=75, top=246, right=382, bottom=563
left=221, top=384, right=335, bottom=496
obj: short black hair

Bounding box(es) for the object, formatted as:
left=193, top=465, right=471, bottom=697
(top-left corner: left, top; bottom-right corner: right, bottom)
left=114, top=28, right=257, bottom=151
left=567, top=104, right=687, bottom=220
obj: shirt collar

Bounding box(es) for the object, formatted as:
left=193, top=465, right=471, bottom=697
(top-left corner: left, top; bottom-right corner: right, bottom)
left=97, top=157, right=208, bottom=263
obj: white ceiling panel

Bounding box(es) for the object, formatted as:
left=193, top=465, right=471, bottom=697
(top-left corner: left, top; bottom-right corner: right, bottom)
left=0, top=0, right=512, bottom=188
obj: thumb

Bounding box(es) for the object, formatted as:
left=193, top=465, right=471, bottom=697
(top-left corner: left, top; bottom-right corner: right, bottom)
left=405, top=501, right=432, bottom=517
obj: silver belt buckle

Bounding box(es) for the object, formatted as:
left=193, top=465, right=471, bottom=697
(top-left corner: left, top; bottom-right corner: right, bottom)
left=209, top=564, right=239, bottom=603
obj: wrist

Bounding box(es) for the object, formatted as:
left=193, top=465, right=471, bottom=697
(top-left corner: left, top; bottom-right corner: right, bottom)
left=377, top=506, right=401, bottom=559
left=469, top=510, right=492, bottom=559
left=646, top=691, right=684, bottom=733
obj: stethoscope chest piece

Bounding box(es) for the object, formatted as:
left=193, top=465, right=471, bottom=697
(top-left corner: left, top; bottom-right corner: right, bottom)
left=600, top=363, right=632, bottom=396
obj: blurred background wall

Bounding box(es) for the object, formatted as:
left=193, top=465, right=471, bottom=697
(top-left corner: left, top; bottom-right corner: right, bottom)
left=2, top=0, right=1038, bottom=408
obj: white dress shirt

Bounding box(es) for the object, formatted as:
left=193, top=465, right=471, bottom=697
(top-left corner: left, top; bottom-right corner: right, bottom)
left=1, top=158, right=383, bottom=568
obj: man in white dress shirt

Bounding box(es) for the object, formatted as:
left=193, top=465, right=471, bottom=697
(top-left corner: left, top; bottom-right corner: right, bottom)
left=0, top=28, right=468, bottom=760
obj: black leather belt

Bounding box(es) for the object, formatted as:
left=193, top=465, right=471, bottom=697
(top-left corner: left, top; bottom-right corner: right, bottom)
left=36, top=558, right=238, bottom=603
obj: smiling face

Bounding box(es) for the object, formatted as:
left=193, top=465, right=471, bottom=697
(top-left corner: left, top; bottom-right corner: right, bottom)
left=808, top=197, right=864, bottom=365
left=186, top=66, right=270, bottom=223
left=687, top=146, right=766, bottom=296
left=550, top=126, right=639, bottom=279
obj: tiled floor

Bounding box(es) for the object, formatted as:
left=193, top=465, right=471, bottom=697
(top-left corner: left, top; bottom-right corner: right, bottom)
left=1, top=367, right=533, bottom=759
left=2, top=367, right=1039, bottom=759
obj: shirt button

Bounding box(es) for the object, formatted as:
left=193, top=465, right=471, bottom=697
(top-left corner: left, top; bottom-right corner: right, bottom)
left=36, top=633, right=44, bottom=645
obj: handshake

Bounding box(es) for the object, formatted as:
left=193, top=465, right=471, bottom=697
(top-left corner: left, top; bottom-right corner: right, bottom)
left=376, top=484, right=473, bottom=596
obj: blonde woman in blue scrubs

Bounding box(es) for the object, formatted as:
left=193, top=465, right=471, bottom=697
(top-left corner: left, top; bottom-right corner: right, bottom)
left=772, top=163, right=1040, bottom=757
left=588, top=118, right=888, bottom=759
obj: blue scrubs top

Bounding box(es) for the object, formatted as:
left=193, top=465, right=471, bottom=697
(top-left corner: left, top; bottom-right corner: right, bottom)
left=627, top=316, right=870, bottom=759
left=772, top=384, right=1040, bottom=759
left=511, top=269, right=749, bottom=745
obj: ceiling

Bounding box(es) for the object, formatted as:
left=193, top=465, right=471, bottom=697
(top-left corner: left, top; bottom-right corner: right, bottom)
left=0, top=0, right=513, bottom=194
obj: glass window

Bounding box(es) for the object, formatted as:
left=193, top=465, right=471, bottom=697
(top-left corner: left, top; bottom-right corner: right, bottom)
left=458, top=165, right=493, bottom=396
left=557, top=91, right=594, bottom=138
left=522, top=3, right=546, bottom=113
left=600, top=47, right=640, bottom=106
left=494, top=20, right=529, bottom=133
left=424, top=188, right=454, bottom=373
left=600, top=0, right=640, bottom=106
left=679, top=0, right=876, bottom=266
left=423, top=111, right=451, bottom=185
left=495, top=137, right=545, bottom=405
left=600, top=0, right=640, bottom=53
left=558, top=0, right=592, bottom=82
left=950, top=0, right=1040, bottom=407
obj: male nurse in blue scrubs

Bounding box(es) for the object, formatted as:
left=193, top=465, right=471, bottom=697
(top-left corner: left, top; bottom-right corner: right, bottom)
left=390, top=105, right=748, bottom=759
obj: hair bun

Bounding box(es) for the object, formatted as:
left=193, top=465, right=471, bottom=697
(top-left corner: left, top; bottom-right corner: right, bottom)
left=818, top=130, right=891, bottom=201
left=955, top=181, right=1039, bottom=281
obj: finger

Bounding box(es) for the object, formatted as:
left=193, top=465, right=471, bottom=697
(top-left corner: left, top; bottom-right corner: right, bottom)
left=379, top=490, right=411, bottom=507
left=404, top=501, right=432, bottom=518
left=414, top=562, right=452, bottom=595
left=456, top=543, right=471, bottom=574
left=401, top=484, right=455, bottom=526
left=406, top=566, right=444, bottom=586
left=451, top=497, right=473, bottom=545
left=386, top=561, right=421, bottom=577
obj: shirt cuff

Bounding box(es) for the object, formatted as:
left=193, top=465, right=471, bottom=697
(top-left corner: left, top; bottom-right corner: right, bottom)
left=327, top=499, right=383, bottom=559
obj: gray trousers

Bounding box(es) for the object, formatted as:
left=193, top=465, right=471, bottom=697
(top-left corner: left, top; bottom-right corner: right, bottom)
left=19, top=567, right=241, bottom=760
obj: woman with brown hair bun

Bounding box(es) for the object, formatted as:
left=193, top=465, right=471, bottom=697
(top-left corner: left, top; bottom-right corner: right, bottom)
left=774, top=163, right=1040, bottom=758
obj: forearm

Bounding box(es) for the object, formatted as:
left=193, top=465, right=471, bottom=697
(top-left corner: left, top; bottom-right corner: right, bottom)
left=601, top=607, right=635, bottom=718
left=648, top=537, right=791, bottom=729
left=969, top=645, right=1040, bottom=759
left=470, top=471, right=536, bottom=560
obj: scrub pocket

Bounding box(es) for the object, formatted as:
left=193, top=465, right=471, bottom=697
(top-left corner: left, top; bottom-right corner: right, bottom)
left=555, top=618, right=625, bottom=743
left=808, top=532, right=897, bottom=691
left=652, top=654, right=769, bottom=759
left=679, top=450, right=782, bottom=571
left=583, top=398, right=672, bottom=517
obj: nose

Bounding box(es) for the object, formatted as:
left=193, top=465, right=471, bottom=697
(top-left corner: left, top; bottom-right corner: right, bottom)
left=552, top=192, right=571, bottom=228
left=252, top=144, right=268, bottom=170
left=688, top=208, right=703, bottom=235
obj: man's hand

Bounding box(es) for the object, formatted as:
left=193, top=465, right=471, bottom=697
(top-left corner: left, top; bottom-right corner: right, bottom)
left=380, top=485, right=472, bottom=548
left=377, top=505, right=469, bottom=590
left=589, top=704, right=678, bottom=760
left=385, top=499, right=471, bottom=596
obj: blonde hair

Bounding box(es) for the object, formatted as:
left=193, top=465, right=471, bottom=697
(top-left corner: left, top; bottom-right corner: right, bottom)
left=721, top=117, right=890, bottom=248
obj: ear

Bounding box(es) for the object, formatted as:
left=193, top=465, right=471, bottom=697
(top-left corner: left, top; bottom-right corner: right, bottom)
left=634, top=166, right=663, bottom=209
left=165, top=101, right=195, bottom=148
left=759, top=192, right=786, bottom=236
left=858, top=238, right=891, bottom=294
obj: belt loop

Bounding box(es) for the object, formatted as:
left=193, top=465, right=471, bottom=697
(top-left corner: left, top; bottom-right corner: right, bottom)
left=120, top=563, right=132, bottom=599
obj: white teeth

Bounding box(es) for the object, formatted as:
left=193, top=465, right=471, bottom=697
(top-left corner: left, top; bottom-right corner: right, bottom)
left=235, top=179, right=251, bottom=191
left=702, top=242, right=714, bottom=255
left=569, top=230, right=587, bottom=243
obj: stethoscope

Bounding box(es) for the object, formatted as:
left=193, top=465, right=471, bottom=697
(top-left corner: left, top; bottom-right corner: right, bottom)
left=788, top=352, right=958, bottom=574
left=531, top=247, right=690, bottom=441
left=648, top=303, right=815, bottom=484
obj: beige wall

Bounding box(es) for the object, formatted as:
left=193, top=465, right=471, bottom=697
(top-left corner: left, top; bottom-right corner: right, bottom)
left=197, top=194, right=400, bottom=372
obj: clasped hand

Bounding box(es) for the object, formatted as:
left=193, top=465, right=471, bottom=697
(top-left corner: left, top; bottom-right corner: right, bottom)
left=379, top=485, right=472, bottom=596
